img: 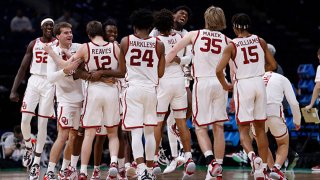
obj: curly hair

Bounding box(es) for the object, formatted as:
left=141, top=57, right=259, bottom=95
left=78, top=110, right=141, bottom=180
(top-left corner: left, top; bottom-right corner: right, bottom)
left=130, top=9, right=154, bottom=30
left=231, top=13, right=252, bottom=32
left=153, top=9, right=174, bottom=33
left=102, top=18, right=118, bottom=30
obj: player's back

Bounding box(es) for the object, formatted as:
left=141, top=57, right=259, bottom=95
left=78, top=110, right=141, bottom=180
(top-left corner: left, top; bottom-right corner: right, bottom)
left=192, top=29, right=228, bottom=77
left=232, top=34, right=265, bottom=80
left=85, top=41, right=118, bottom=85
left=157, top=33, right=184, bottom=78
left=30, top=37, right=58, bottom=76
left=263, top=71, right=288, bottom=105
left=125, top=35, right=160, bottom=87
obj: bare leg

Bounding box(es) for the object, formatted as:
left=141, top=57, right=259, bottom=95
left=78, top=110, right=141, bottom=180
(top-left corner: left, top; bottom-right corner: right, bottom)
left=212, top=123, right=225, bottom=160
left=253, top=121, right=269, bottom=163
left=93, top=135, right=107, bottom=166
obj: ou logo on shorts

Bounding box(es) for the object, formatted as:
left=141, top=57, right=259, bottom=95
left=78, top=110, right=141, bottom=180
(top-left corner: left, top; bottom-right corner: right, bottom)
left=96, top=127, right=101, bottom=133
left=22, top=102, right=27, bottom=109
left=61, top=117, right=68, bottom=125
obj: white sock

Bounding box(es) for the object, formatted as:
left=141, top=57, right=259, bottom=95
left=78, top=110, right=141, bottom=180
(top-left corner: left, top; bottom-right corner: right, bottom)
left=80, top=165, right=88, bottom=175
left=94, top=165, right=100, bottom=170
left=204, top=150, right=213, bottom=157
left=274, top=163, right=281, bottom=169
left=184, top=152, right=192, bottom=162
left=118, top=158, right=125, bottom=168
left=248, top=151, right=255, bottom=161
left=33, top=156, right=41, bottom=165
left=47, top=162, right=56, bottom=173
left=61, top=159, right=70, bottom=170
left=71, top=155, right=79, bottom=168
left=111, top=156, right=118, bottom=164
left=216, top=159, right=223, bottom=165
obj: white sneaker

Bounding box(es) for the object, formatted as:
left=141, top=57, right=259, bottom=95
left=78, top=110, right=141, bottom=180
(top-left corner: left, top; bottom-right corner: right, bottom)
left=206, top=160, right=223, bottom=178
left=163, top=157, right=185, bottom=174
left=90, top=167, right=100, bottom=180
left=22, top=145, right=34, bottom=167
left=182, top=158, right=196, bottom=180
left=107, top=162, right=118, bottom=180
left=157, top=147, right=170, bottom=166
left=29, top=163, right=40, bottom=180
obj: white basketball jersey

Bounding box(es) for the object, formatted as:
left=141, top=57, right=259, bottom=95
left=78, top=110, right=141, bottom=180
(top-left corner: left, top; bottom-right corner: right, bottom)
left=192, top=29, right=228, bottom=77
left=231, top=34, right=265, bottom=79
left=51, top=43, right=83, bottom=106
left=30, top=38, right=58, bottom=76
left=157, top=33, right=184, bottom=78
left=125, top=35, right=160, bottom=87
left=85, top=41, right=118, bottom=74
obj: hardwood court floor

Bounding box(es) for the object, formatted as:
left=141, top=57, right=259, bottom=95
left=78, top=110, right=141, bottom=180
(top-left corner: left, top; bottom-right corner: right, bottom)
left=0, top=166, right=319, bottom=179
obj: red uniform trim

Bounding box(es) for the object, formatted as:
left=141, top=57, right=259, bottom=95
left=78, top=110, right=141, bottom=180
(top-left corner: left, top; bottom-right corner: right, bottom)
left=157, top=111, right=168, bottom=114
left=274, top=127, right=288, bottom=139
left=85, top=43, right=90, bottom=65
left=192, top=77, right=199, bottom=121
left=172, top=107, right=188, bottom=111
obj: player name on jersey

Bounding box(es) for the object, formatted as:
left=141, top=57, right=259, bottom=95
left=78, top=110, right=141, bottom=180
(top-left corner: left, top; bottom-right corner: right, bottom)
left=234, top=36, right=259, bottom=47
left=202, top=31, right=222, bottom=38
left=91, top=48, right=112, bottom=54
left=129, top=40, right=156, bottom=48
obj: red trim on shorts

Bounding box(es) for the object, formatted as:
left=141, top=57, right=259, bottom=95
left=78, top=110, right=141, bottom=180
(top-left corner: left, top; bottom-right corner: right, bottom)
left=274, top=127, right=288, bottom=139
left=81, top=84, right=89, bottom=123
left=21, top=111, right=36, bottom=116
left=21, top=111, right=55, bottom=119
left=192, top=78, right=199, bottom=122
left=113, top=42, right=119, bottom=61
left=172, top=107, right=188, bottom=111
left=58, top=125, right=73, bottom=129
left=194, top=119, right=229, bottom=127
left=96, top=134, right=107, bottom=136
left=157, top=111, right=168, bottom=114
left=105, top=124, right=120, bottom=128
left=236, top=118, right=267, bottom=125
left=122, top=89, right=128, bottom=125
left=86, top=43, right=90, bottom=65
left=235, top=81, right=240, bottom=120
left=144, top=123, right=157, bottom=126
left=82, top=125, right=101, bottom=128
left=123, top=123, right=144, bottom=130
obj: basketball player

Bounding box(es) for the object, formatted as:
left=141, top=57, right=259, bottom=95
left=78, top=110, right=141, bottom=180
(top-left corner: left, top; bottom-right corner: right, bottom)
left=9, top=18, right=57, bottom=179
left=251, top=71, right=301, bottom=180
left=152, top=8, right=195, bottom=177
left=166, top=6, right=233, bottom=179
left=90, top=18, right=127, bottom=180
left=91, top=9, right=165, bottom=179
left=48, top=21, right=121, bottom=179
left=42, top=22, right=83, bottom=180
left=216, top=13, right=277, bottom=179
left=150, top=6, right=193, bottom=171
left=305, top=47, right=320, bottom=172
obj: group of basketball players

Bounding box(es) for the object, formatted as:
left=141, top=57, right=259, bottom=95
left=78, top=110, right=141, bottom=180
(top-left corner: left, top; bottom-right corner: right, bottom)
left=9, top=4, right=303, bottom=180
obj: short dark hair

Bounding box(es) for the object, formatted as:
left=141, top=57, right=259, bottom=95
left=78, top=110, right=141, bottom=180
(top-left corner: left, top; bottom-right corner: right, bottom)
left=102, top=18, right=118, bottom=30
left=53, top=22, right=72, bottom=36
left=86, top=21, right=103, bottom=38
left=153, top=9, right=174, bottom=33
left=172, top=5, right=192, bottom=17
left=130, top=9, right=154, bottom=30
left=231, top=13, right=252, bottom=31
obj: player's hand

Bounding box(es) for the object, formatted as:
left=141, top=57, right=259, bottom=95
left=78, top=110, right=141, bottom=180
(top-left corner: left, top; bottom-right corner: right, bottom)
left=9, top=91, right=19, bottom=102
left=63, top=59, right=82, bottom=75
left=90, top=71, right=103, bottom=82
left=172, top=56, right=181, bottom=64
left=223, top=83, right=233, bottom=92
left=294, top=123, right=301, bottom=131
left=305, top=104, right=313, bottom=111
left=100, top=77, right=116, bottom=84
left=43, top=44, right=53, bottom=53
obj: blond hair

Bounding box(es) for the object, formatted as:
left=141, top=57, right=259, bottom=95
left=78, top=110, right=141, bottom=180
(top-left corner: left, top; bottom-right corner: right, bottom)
left=204, top=6, right=226, bottom=31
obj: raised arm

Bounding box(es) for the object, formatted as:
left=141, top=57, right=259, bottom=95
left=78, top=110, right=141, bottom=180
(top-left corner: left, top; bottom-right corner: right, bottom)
left=157, top=40, right=165, bottom=78
left=165, top=31, right=195, bottom=64
left=10, top=40, right=35, bottom=102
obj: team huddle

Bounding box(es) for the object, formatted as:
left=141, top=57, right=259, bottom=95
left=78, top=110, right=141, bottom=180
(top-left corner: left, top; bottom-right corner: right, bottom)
left=9, top=5, right=302, bottom=180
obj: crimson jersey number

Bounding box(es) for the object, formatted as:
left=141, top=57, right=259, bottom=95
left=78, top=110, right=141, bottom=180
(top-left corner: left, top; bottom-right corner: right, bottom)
left=94, top=56, right=112, bottom=70
left=35, top=51, right=48, bottom=63
left=241, top=45, right=258, bottom=64
left=130, top=49, right=154, bottom=67
left=199, top=37, right=222, bottom=54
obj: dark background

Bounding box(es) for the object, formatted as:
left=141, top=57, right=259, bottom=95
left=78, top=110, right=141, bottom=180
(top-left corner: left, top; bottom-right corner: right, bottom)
left=0, top=0, right=320, bottom=166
